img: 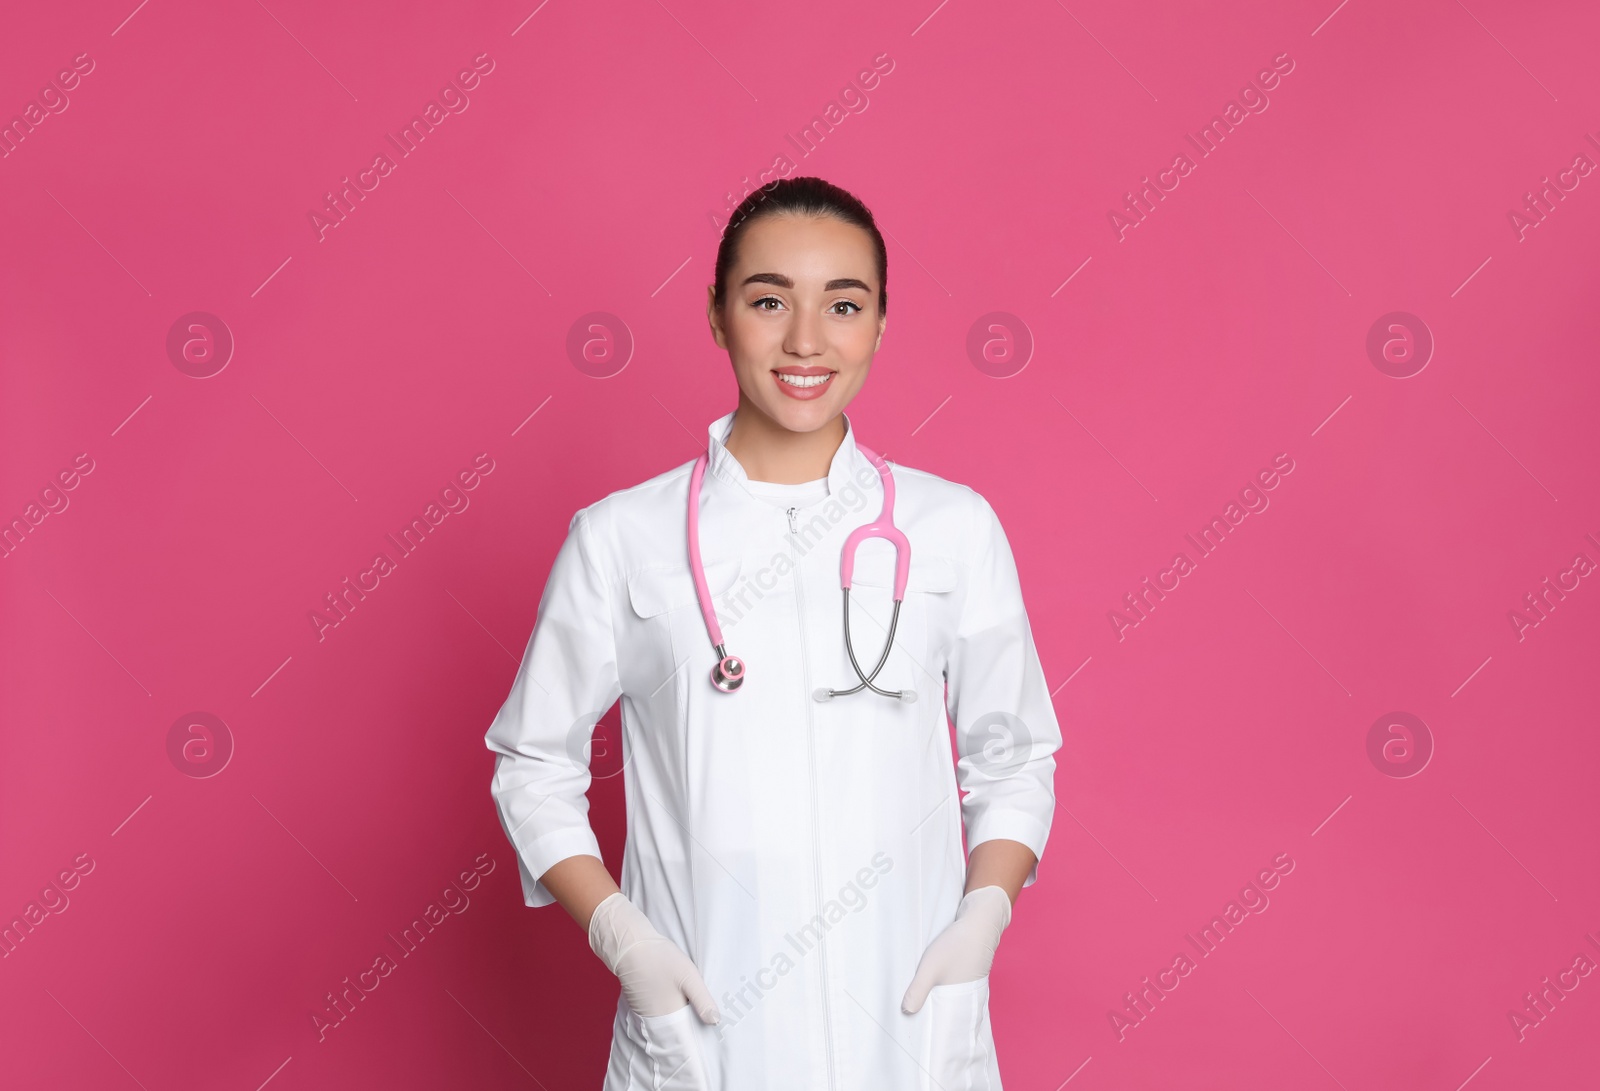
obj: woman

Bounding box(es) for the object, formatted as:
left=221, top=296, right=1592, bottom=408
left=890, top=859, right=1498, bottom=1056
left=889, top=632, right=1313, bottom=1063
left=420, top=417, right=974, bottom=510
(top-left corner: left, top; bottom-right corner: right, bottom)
left=485, top=176, right=1061, bottom=1089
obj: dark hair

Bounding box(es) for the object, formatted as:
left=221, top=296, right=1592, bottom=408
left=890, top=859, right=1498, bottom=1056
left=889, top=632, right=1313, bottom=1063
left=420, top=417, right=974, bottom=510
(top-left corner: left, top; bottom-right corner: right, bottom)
left=713, top=176, right=888, bottom=316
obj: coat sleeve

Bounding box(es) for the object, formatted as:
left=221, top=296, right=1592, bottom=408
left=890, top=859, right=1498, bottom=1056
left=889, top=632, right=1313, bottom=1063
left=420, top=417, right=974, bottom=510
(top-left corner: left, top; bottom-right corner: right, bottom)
left=485, top=506, right=623, bottom=907
left=943, top=490, right=1062, bottom=889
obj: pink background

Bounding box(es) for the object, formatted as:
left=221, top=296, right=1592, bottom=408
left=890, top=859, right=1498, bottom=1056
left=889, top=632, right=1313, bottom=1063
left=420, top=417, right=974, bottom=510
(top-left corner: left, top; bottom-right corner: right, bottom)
left=3, top=0, right=1598, bottom=1087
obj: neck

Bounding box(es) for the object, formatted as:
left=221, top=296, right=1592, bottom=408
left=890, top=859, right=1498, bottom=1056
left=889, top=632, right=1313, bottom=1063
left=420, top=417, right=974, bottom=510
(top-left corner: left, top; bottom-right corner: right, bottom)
left=722, top=397, right=846, bottom=484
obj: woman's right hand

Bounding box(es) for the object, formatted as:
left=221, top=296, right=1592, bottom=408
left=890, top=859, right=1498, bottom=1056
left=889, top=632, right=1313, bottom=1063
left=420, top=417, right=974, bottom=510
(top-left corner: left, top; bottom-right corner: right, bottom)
left=587, top=891, right=722, bottom=1024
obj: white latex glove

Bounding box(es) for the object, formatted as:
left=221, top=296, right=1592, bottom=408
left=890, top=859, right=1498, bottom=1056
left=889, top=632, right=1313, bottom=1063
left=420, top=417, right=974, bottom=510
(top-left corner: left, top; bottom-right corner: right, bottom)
left=588, top=891, right=721, bottom=1024
left=900, top=885, right=1013, bottom=1014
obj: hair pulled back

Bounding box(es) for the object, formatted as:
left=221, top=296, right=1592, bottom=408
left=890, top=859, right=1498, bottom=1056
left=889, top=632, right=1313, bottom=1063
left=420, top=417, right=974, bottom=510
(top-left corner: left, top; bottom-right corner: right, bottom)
left=712, top=176, right=888, bottom=316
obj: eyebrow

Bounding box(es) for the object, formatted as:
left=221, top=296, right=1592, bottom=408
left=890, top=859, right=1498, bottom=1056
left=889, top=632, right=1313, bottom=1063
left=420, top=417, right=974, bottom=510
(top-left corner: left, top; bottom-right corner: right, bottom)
left=740, top=272, right=873, bottom=293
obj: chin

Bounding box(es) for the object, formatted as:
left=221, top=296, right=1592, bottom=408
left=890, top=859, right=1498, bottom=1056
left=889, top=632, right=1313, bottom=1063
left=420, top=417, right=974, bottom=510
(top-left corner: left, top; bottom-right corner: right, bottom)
left=766, top=400, right=840, bottom=433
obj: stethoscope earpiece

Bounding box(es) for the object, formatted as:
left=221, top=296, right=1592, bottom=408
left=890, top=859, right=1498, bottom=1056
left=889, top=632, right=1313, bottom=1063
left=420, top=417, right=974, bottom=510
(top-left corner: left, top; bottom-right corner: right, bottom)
left=815, top=684, right=915, bottom=703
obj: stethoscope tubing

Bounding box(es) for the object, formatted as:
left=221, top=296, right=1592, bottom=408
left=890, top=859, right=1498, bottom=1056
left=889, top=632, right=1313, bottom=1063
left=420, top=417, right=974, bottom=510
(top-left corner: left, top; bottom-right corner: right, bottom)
left=687, top=439, right=914, bottom=701
left=824, top=590, right=908, bottom=700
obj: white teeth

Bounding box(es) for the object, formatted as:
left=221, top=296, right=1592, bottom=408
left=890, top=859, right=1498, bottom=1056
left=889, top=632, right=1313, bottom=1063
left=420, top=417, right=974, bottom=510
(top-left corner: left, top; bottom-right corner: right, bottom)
left=777, top=372, right=833, bottom=388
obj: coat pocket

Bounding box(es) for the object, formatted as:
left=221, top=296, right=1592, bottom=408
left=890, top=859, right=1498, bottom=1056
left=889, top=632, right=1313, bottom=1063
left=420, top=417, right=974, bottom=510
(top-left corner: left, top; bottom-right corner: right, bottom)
left=626, top=559, right=743, bottom=619
left=627, top=1002, right=711, bottom=1091
left=623, top=559, right=743, bottom=697
left=925, top=977, right=999, bottom=1091
left=848, top=552, right=959, bottom=594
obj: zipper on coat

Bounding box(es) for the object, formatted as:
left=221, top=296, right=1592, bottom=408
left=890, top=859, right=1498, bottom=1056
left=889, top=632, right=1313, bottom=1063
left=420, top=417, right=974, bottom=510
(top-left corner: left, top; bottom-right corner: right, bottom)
left=788, top=504, right=838, bottom=1091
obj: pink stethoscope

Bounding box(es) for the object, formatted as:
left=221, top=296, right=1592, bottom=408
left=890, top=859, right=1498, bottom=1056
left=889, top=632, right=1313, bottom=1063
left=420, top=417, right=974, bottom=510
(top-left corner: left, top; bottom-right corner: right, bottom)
left=687, top=441, right=917, bottom=704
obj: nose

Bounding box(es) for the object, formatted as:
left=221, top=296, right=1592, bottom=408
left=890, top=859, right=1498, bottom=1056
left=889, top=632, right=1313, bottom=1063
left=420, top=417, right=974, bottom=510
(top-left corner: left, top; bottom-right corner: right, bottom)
left=783, top=306, right=824, bottom=357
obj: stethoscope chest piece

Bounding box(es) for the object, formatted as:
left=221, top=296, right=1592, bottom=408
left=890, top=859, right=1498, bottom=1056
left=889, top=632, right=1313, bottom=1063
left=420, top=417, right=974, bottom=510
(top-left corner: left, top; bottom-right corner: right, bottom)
left=711, top=653, right=745, bottom=693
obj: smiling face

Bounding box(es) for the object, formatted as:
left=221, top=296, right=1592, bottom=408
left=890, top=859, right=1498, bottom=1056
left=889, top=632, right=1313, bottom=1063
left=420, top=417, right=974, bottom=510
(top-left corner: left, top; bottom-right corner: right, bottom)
left=707, top=212, right=886, bottom=436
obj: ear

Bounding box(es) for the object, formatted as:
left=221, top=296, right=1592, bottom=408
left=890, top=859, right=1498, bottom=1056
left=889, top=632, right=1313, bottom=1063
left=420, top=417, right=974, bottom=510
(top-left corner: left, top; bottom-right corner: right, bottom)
left=874, top=313, right=886, bottom=353
left=707, top=283, right=728, bottom=349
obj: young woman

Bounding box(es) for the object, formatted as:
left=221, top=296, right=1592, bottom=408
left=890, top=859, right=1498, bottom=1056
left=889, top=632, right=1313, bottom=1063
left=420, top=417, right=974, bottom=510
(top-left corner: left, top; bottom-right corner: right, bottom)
left=485, top=176, right=1061, bottom=1089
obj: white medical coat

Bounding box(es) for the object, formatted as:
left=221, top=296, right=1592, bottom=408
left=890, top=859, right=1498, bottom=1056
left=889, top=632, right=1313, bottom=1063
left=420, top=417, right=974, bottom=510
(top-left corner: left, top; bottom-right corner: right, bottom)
left=485, top=409, right=1061, bottom=1090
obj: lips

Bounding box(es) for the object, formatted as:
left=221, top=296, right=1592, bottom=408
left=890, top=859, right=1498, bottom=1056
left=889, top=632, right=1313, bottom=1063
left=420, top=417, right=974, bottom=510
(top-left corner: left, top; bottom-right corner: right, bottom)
left=773, top=367, right=836, bottom=401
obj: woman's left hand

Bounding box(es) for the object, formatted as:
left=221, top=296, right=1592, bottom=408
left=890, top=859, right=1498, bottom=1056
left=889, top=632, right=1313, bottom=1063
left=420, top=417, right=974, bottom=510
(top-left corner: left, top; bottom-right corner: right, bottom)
left=900, top=885, right=1013, bottom=1014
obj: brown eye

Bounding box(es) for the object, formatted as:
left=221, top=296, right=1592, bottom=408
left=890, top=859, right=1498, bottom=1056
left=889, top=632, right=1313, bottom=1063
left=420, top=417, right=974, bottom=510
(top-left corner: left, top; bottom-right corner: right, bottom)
left=830, top=300, right=863, bottom=315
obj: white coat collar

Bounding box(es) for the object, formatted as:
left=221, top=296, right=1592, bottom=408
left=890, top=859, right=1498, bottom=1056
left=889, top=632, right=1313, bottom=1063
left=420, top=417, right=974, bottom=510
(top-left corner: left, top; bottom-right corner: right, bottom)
left=704, top=408, right=878, bottom=502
